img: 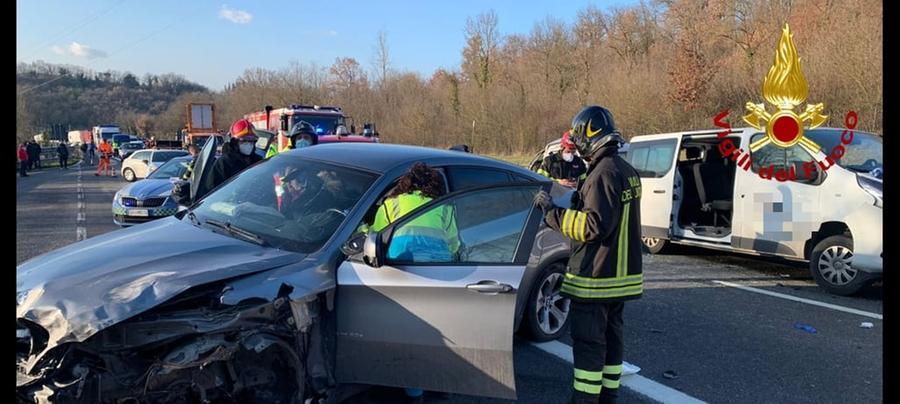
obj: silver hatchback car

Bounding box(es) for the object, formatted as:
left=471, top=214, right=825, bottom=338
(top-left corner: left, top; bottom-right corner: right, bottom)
left=17, top=143, right=572, bottom=402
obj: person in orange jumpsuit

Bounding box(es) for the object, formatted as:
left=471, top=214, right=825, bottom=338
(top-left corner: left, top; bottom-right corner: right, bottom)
left=95, top=139, right=115, bottom=177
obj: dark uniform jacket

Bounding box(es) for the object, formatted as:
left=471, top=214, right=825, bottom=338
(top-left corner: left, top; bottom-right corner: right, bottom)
left=537, top=152, right=587, bottom=181
left=543, top=145, right=643, bottom=302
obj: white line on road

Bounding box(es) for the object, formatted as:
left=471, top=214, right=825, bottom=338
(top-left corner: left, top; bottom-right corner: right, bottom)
left=712, top=280, right=883, bottom=320
left=76, top=163, right=87, bottom=241
left=530, top=340, right=707, bottom=404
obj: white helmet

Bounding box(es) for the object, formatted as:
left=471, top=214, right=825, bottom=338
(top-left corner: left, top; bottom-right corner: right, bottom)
left=335, top=125, right=349, bottom=136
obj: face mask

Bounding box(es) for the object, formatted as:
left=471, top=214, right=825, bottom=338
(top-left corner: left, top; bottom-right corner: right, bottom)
left=562, top=152, right=575, bottom=162
left=239, top=142, right=254, bottom=155
left=295, top=139, right=311, bottom=149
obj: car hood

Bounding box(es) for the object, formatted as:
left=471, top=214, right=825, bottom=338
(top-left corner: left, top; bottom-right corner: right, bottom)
left=16, top=217, right=306, bottom=353
left=118, top=178, right=177, bottom=198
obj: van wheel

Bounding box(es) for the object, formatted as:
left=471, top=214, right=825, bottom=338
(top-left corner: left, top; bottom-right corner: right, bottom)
left=641, top=237, right=669, bottom=254
left=523, top=263, right=571, bottom=342
left=810, top=235, right=867, bottom=296
left=123, top=168, right=136, bottom=182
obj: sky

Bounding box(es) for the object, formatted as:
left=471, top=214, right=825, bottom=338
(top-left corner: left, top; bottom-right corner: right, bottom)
left=17, top=0, right=638, bottom=91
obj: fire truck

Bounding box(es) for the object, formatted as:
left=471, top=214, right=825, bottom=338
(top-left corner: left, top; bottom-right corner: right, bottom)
left=244, top=104, right=379, bottom=153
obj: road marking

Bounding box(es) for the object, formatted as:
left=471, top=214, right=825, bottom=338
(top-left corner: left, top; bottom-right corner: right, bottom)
left=76, top=162, right=87, bottom=241
left=712, top=280, right=883, bottom=320
left=530, top=340, right=706, bottom=404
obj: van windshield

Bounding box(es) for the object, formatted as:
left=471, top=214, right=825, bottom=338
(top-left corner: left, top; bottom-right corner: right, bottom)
left=805, top=128, right=882, bottom=175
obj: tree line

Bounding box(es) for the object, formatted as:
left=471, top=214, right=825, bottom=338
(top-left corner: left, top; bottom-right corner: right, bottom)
left=17, top=0, right=881, bottom=153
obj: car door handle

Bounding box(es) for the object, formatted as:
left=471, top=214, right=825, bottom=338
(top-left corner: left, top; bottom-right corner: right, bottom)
left=654, top=189, right=666, bottom=194
left=466, top=280, right=513, bottom=294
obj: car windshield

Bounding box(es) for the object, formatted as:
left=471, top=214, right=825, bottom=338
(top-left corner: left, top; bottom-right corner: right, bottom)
left=805, top=128, right=882, bottom=174
left=190, top=156, right=378, bottom=253
left=113, top=135, right=130, bottom=143
left=291, top=115, right=343, bottom=134
left=148, top=158, right=190, bottom=179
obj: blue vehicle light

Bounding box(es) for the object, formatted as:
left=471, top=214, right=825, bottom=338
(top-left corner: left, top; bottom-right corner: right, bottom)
left=316, top=127, right=323, bottom=134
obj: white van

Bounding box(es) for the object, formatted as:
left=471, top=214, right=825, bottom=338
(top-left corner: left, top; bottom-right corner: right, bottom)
left=627, top=127, right=882, bottom=295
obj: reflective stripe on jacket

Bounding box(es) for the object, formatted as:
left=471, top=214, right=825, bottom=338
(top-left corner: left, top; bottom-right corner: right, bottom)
left=543, top=146, right=643, bottom=302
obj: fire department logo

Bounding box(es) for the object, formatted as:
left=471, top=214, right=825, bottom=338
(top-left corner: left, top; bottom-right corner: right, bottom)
left=743, top=24, right=826, bottom=155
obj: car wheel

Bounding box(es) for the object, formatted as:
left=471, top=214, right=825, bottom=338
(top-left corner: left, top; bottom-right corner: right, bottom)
left=123, top=168, right=136, bottom=182
left=810, top=235, right=868, bottom=296
left=523, top=262, right=571, bottom=342
left=641, top=237, right=670, bottom=254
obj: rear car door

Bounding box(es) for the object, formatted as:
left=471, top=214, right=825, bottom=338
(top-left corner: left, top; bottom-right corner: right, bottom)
left=626, top=136, right=681, bottom=239
left=130, top=151, right=152, bottom=178
left=336, top=182, right=550, bottom=399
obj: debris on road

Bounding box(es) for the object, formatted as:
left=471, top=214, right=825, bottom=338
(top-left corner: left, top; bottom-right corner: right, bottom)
left=860, top=322, right=874, bottom=329
left=794, top=323, right=818, bottom=334
left=623, top=362, right=641, bottom=375
left=663, top=370, right=678, bottom=380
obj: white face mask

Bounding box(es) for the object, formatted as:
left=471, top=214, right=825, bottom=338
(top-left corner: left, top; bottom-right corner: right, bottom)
left=562, top=152, right=575, bottom=162
left=239, top=143, right=254, bottom=155
left=295, top=138, right=311, bottom=149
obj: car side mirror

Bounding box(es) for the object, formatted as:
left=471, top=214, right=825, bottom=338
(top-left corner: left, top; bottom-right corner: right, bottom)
left=142, top=160, right=149, bottom=164
left=362, top=232, right=383, bottom=268
left=341, top=233, right=368, bottom=256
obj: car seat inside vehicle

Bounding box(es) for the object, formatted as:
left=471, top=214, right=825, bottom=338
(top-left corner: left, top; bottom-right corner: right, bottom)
left=675, top=139, right=737, bottom=237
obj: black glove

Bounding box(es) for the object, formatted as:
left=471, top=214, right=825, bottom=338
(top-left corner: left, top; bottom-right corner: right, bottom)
left=534, top=190, right=554, bottom=214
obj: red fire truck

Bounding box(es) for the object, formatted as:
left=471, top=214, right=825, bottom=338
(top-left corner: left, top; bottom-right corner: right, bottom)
left=244, top=104, right=379, bottom=153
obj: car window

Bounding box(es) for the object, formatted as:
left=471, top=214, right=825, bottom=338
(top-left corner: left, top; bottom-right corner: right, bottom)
left=750, top=133, right=822, bottom=185
left=130, top=151, right=150, bottom=161
left=446, top=167, right=513, bottom=191
left=192, top=156, right=378, bottom=253
left=152, top=151, right=187, bottom=162
left=627, top=138, right=677, bottom=178
left=386, top=185, right=541, bottom=264
left=148, top=159, right=189, bottom=179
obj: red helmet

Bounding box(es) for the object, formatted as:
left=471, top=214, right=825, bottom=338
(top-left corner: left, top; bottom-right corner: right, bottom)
left=230, top=119, right=257, bottom=140
left=561, top=130, right=576, bottom=151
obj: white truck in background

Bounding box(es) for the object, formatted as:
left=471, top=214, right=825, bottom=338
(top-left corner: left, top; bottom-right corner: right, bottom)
left=92, top=125, right=121, bottom=146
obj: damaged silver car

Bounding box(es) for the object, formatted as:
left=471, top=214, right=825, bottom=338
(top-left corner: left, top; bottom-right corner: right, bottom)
left=17, top=140, right=573, bottom=403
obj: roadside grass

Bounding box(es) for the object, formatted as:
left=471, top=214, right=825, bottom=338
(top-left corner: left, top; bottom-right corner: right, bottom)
left=483, top=152, right=537, bottom=168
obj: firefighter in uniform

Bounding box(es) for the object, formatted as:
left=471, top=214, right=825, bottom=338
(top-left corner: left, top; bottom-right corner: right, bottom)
left=534, top=105, right=642, bottom=404
left=266, top=121, right=318, bottom=158
left=536, top=130, right=588, bottom=188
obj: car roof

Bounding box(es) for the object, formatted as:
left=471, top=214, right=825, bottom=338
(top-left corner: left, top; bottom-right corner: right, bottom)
left=281, top=143, right=544, bottom=178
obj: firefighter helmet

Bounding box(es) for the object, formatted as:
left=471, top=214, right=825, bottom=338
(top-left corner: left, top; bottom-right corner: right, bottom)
left=569, top=105, right=622, bottom=157
left=230, top=119, right=258, bottom=141
left=289, top=121, right=318, bottom=148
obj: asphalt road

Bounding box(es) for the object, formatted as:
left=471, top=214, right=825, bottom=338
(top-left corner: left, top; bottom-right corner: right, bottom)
left=16, top=164, right=882, bottom=403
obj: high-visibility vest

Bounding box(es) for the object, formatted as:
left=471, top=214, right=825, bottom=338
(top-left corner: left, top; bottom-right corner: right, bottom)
left=265, top=131, right=293, bottom=158
left=372, top=191, right=460, bottom=254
